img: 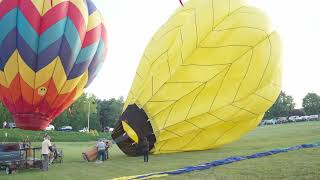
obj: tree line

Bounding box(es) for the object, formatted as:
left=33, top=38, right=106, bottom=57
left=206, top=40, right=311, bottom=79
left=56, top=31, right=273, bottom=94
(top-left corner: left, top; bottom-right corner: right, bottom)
left=264, top=91, right=320, bottom=119
left=0, top=93, right=124, bottom=131
left=1, top=91, right=320, bottom=130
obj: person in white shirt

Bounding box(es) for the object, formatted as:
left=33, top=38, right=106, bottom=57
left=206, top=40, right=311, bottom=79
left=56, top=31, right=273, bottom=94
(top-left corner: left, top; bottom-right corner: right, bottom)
left=96, top=139, right=107, bottom=162
left=41, top=135, right=53, bottom=171
left=3, top=121, right=7, bottom=128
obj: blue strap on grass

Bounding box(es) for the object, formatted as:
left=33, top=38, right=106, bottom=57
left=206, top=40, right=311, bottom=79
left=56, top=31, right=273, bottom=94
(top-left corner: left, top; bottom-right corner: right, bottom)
left=129, top=143, right=320, bottom=179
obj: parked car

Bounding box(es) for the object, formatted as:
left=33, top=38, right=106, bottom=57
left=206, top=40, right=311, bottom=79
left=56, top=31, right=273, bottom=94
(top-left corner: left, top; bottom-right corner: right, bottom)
left=59, top=126, right=73, bottom=132
left=276, top=117, right=288, bottom=124
left=301, top=116, right=311, bottom=121
left=8, top=123, right=16, bottom=129
left=288, top=116, right=298, bottom=122
left=79, top=127, right=89, bottom=133
left=295, top=116, right=305, bottom=122
left=262, top=119, right=276, bottom=125
left=309, top=115, right=319, bottom=121
left=45, top=124, right=55, bottom=131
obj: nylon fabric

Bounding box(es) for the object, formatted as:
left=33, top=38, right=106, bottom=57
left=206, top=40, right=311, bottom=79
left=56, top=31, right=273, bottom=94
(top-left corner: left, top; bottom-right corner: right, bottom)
left=120, top=0, right=282, bottom=154
left=0, top=0, right=107, bottom=130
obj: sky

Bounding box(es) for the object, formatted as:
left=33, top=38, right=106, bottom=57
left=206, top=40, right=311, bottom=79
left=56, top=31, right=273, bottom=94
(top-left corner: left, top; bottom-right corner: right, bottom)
left=88, top=0, right=320, bottom=108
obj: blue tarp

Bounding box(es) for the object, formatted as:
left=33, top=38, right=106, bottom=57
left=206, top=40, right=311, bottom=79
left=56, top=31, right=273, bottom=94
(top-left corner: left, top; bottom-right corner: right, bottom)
left=130, top=143, right=320, bottom=179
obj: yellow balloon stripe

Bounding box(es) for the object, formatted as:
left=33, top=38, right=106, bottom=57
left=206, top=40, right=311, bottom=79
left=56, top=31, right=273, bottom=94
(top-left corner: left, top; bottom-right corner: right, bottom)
left=0, top=52, right=88, bottom=95
left=4, top=51, right=19, bottom=88
left=87, top=11, right=102, bottom=31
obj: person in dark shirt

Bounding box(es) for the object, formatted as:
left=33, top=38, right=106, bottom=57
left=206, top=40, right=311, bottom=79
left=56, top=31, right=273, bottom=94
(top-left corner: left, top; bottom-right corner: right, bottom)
left=138, top=137, right=149, bottom=162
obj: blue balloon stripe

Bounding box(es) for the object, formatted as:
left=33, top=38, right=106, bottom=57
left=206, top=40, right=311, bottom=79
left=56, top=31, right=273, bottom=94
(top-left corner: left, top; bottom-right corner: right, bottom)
left=38, top=17, right=67, bottom=52
left=0, top=28, right=17, bottom=71
left=86, top=0, right=97, bottom=15
left=17, top=9, right=39, bottom=53
left=64, top=18, right=82, bottom=59
left=75, top=41, right=99, bottom=64
left=94, top=39, right=105, bottom=64
left=0, top=8, right=17, bottom=42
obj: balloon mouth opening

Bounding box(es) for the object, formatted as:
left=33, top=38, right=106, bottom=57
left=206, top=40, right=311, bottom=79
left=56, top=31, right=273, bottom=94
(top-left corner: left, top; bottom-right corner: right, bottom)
left=13, top=113, right=51, bottom=130
left=112, top=104, right=156, bottom=156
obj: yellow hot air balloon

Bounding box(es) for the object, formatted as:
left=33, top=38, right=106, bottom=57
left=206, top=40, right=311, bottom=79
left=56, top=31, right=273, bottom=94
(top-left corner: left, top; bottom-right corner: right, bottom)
left=112, top=0, right=282, bottom=155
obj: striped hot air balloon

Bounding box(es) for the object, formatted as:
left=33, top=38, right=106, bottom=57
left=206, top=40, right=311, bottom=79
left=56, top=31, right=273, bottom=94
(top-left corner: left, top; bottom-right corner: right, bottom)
left=0, top=0, right=107, bottom=130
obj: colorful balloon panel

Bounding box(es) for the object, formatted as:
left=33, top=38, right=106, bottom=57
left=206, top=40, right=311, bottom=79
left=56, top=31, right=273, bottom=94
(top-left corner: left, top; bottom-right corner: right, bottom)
left=0, top=0, right=107, bottom=130
left=112, top=0, right=282, bottom=155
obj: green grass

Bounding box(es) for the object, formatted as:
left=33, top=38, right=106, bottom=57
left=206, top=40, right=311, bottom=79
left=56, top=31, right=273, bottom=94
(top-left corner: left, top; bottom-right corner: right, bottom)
left=0, top=129, right=111, bottom=142
left=0, top=121, right=319, bottom=179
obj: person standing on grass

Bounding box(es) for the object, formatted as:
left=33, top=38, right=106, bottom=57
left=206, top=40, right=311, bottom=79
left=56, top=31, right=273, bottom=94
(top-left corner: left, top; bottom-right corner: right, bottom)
left=41, top=135, right=53, bottom=171
left=96, top=139, right=107, bottom=162
left=139, top=137, right=149, bottom=162
left=3, top=121, right=7, bottom=129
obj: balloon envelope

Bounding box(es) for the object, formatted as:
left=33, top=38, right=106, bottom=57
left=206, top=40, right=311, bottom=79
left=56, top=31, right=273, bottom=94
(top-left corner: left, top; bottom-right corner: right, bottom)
left=0, top=0, right=107, bottom=130
left=112, top=0, right=282, bottom=155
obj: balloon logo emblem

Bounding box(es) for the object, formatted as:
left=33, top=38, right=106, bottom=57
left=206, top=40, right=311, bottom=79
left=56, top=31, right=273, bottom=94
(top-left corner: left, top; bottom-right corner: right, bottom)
left=38, top=87, right=47, bottom=96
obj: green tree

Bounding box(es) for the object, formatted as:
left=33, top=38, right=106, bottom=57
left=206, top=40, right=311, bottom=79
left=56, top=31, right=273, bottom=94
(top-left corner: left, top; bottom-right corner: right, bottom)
left=264, top=91, right=295, bottom=119
left=302, top=93, right=320, bottom=115
left=97, top=97, right=123, bottom=129
left=54, top=93, right=101, bottom=131
left=0, top=102, right=12, bottom=126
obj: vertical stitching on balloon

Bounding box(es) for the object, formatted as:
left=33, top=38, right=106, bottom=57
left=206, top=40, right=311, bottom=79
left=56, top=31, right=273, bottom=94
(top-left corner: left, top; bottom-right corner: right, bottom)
left=206, top=123, right=239, bottom=148
left=232, top=49, right=254, bottom=102
left=208, top=65, right=231, bottom=111
left=162, top=102, right=176, bottom=129
left=151, top=76, right=154, bottom=96
left=256, top=35, right=272, bottom=90
left=178, top=129, right=202, bottom=151
left=212, top=0, right=214, bottom=30
left=179, top=29, right=184, bottom=63
left=185, top=83, right=206, bottom=120
left=16, top=0, right=25, bottom=115
left=36, top=0, right=70, bottom=118
left=31, top=0, right=47, bottom=110
left=193, top=11, right=199, bottom=47
left=166, top=52, right=171, bottom=76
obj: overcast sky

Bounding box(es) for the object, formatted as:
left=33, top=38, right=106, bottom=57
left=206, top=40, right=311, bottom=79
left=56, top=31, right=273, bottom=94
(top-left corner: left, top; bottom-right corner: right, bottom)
left=89, top=0, right=320, bottom=108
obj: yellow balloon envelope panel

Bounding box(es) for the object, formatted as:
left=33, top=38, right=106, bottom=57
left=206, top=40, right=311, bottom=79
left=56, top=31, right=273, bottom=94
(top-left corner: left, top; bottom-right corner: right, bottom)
left=0, top=0, right=107, bottom=130
left=112, top=0, right=282, bottom=155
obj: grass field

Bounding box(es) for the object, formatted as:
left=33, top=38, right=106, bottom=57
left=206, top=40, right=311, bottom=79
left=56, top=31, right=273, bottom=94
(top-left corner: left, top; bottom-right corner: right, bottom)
left=1, top=121, right=320, bottom=179
left=0, top=129, right=111, bottom=142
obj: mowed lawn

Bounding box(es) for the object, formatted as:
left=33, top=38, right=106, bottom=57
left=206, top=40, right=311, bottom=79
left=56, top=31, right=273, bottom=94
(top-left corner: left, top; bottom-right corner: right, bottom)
left=1, top=121, right=320, bottom=180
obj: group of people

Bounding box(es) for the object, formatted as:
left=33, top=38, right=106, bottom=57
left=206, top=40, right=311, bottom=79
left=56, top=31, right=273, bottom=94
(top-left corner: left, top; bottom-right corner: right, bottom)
left=95, top=136, right=150, bottom=163
left=96, top=139, right=111, bottom=162
left=40, top=135, right=150, bottom=172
